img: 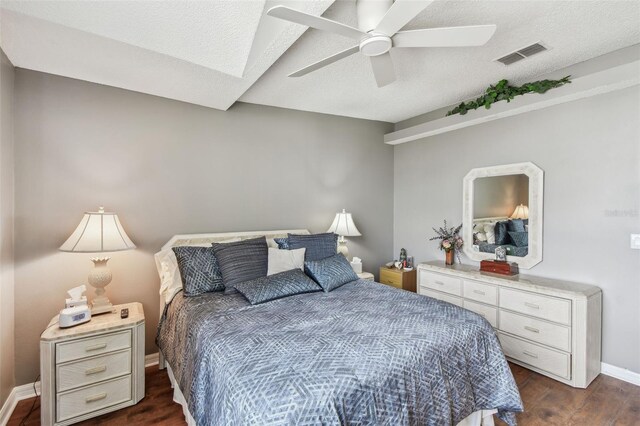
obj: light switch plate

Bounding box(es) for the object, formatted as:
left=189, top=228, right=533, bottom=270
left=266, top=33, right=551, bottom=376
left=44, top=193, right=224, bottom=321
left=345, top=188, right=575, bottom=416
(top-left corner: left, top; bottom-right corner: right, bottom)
left=631, top=234, right=640, bottom=250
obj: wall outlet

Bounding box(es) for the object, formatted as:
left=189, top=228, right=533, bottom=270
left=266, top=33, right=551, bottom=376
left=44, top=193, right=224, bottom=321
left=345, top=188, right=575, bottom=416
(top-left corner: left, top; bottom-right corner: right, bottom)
left=631, top=234, right=640, bottom=250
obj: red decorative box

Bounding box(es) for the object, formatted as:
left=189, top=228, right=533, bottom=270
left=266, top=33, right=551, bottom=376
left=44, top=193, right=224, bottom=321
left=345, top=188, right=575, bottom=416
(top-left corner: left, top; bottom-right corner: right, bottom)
left=480, top=260, right=519, bottom=276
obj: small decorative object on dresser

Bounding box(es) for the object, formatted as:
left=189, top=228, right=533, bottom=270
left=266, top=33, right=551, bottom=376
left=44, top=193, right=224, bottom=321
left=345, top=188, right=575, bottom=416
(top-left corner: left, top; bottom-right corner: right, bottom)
left=40, top=302, right=145, bottom=425
left=480, top=259, right=519, bottom=276
left=418, top=261, right=602, bottom=388
left=429, top=220, right=463, bottom=265
left=379, top=266, right=416, bottom=292
left=495, top=245, right=507, bottom=261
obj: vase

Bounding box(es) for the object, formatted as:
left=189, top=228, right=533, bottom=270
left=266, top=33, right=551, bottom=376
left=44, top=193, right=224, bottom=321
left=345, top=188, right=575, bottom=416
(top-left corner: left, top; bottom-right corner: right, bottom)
left=445, top=250, right=454, bottom=265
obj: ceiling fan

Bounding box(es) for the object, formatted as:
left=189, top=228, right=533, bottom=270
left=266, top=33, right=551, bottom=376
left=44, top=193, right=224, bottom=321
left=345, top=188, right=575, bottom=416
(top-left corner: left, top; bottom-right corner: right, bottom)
left=267, top=0, right=497, bottom=87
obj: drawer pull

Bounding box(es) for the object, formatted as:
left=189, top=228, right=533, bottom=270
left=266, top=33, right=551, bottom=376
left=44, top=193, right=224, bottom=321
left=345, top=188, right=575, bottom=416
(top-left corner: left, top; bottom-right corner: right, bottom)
left=85, top=343, right=107, bottom=352
left=524, top=302, right=540, bottom=310
left=524, top=326, right=540, bottom=334
left=85, top=392, right=107, bottom=403
left=85, top=365, right=107, bottom=375
left=434, top=281, right=445, bottom=285
left=522, top=350, right=538, bottom=359
left=473, top=290, right=486, bottom=296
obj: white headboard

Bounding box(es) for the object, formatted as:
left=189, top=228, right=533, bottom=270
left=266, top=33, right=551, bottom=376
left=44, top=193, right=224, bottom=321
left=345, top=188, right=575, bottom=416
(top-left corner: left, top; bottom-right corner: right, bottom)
left=160, top=229, right=310, bottom=251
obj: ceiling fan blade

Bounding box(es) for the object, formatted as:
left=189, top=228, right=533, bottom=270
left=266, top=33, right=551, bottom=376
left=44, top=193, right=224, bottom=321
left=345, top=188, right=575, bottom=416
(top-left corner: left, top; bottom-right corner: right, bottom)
left=267, top=6, right=366, bottom=40
left=374, top=0, right=434, bottom=36
left=393, top=25, right=497, bottom=47
left=289, top=45, right=360, bottom=77
left=369, top=52, right=396, bottom=88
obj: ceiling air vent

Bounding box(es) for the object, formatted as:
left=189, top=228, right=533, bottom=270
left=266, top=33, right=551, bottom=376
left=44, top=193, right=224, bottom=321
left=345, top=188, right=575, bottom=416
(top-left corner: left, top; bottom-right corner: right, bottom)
left=495, top=42, right=549, bottom=66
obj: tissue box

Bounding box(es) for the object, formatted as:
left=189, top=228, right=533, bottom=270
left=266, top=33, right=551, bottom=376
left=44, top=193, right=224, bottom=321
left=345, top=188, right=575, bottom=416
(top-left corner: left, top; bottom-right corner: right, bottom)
left=350, top=261, right=362, bottom=274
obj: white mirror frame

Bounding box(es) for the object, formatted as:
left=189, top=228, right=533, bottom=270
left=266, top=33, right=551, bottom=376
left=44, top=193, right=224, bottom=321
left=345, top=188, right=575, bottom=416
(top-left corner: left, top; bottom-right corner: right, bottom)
left=462, top=162, right=544, bottom=269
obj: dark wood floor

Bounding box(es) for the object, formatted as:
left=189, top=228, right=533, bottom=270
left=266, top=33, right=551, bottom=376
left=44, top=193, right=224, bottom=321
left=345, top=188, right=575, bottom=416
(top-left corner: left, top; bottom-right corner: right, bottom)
left=9, top=363, right=640, bottom=425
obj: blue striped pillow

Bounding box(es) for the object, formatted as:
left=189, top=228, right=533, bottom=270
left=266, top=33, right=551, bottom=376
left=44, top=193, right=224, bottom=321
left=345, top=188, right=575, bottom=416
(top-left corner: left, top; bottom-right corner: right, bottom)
left=287, top=233, right=338, bottom=261
left=212, top=237, right=268, bottom=293
left=234, top=269, right=321, bottom=305
left=304, top=253, right=358, bottom=292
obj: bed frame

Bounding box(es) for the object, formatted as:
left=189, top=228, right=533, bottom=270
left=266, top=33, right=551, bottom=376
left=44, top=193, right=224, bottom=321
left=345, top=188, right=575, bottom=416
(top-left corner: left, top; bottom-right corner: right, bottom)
left=157, top=229, right=309, bottom=370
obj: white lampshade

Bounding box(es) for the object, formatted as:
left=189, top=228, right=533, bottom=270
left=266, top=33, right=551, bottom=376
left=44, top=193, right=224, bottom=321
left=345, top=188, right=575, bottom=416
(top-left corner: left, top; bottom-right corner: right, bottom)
left=60, top=207, right=136, bottom=253
left=327, top=209, right=362, bottom=237
left=510, top=204, right=529, bottom=220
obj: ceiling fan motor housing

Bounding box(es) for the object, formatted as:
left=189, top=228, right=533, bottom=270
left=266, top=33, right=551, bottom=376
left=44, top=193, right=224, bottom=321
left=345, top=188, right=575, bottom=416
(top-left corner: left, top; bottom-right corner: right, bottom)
left=356, top=0, right=393, bottom=32
left=360, top=35, right=392, bottom=56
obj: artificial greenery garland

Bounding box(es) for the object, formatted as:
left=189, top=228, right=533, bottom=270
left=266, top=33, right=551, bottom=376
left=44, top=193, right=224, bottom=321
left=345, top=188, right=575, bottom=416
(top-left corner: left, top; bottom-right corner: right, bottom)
left=446, top=76, right=571, bottom=116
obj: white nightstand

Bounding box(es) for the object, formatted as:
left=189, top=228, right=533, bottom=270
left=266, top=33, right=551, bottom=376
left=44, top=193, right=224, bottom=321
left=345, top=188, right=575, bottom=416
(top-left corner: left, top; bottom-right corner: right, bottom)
left=40, top=302, right=145, bottom=426
left=357, top=272, right=374, bottom=281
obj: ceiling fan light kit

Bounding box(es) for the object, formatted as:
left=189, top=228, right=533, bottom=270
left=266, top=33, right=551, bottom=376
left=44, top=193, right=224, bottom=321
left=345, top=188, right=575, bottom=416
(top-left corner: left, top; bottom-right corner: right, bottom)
left=267, top=0, right=497, bottom=88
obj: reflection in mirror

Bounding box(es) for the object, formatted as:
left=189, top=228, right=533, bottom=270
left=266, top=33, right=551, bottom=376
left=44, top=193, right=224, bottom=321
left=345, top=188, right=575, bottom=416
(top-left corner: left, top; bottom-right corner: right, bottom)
left=472, top=174, right=530, bottom=258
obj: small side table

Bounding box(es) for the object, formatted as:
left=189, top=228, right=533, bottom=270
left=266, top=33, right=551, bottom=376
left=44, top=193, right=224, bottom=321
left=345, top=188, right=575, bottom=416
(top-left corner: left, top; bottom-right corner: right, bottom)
left=40, top=302, right=145, bottom=425
left=357, top=272, right=374, bottom=281
left=379, top=267, right=417, bottom=292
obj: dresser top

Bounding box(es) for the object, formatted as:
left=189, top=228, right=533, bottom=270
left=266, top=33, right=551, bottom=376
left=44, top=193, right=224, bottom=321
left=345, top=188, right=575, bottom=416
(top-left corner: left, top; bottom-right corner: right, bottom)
left=41, top=302, right=145, bottom=341
left=419, top=261, right=601, bottom=298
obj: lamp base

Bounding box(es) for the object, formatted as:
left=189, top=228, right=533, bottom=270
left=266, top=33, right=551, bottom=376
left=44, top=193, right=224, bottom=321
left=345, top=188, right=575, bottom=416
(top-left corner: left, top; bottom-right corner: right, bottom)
left=337, top=238, right=350, bottom=260
left=91, top=299, right=114, bottom=315
left=88, top=257, right=115, bottom=315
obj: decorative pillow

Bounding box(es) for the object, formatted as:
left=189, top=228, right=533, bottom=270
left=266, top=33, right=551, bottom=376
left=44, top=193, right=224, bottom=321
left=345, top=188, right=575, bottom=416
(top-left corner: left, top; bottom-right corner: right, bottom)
left=172, top=246, right=224, bottom=296
left=507, top=219, right=526, bottom=233
left=483, top=223, right=496, bottom=244
left=508, top=231, right=529, bottom=247
left=267, top=247, right=305, bottom=276
left=274, top=237, right=290, bottom=249
left=494, top=221, right=510, bottom=245
left=475, top=232, right=487, bottom=242
left=288, top=232, right=338, bottom=261
left=304, top=253, right=358, bottom=292
left=212, top=237, right=268, bottom=293
left=234, top=269, right=321, bottom=305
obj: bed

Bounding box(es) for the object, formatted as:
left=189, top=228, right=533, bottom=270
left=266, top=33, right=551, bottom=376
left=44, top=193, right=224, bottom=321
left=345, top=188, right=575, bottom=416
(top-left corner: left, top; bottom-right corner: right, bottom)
left=155, top=230, right=523, bottom=426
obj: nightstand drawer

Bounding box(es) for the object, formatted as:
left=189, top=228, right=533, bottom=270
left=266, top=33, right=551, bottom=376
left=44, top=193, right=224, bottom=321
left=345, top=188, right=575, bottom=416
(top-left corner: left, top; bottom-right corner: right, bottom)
left=463, top=300, right=497, bottom=328
left=499, top=333, right=570, bottom=380
left=500, top=288, right=571, bottom=325
left=500, top=310, right=571, bottom=352
left=463, top=280, right=497, bottom=306
left=57, top=375, right=132, bottom=423
left=420, top=271, right=462, bottom=296
left=56, top=349, right=132, bottom=393
left=379, top=268, right=402, bottom=287
left=56, top=330, right=131, bottom=364
left=421, top=288, right=463, bottom=307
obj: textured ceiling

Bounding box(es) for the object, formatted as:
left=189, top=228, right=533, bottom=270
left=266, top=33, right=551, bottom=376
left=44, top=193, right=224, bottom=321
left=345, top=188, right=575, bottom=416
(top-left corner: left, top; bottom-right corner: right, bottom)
left=1, top=1, right=639, bottom=123
left=0, top=0, right=333, bottom=110
left=240, top=0, right=640, bottom=122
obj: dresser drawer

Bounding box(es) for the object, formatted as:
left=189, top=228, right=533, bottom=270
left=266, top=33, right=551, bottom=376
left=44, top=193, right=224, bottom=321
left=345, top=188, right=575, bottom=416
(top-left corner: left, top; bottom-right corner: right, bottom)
left=379, top=268, right=402, bottom=288
left=463, top=300, right=498, bottom=328
left=57, top=375, right=132, bottom=422
left=500, top=310, right=571, bottom=352
left=56, top=330, right=131, bottom=364
left=420, top=271, right=462, bottom=296
left=499, top=333, right=570, bottom=380
left=56, top=349, right=132, bottom=393
left=500, top=288, right=571, bottom=325
left=463, top=280, right=498, bottom=306
left=421, top=288, right=463, bottom=307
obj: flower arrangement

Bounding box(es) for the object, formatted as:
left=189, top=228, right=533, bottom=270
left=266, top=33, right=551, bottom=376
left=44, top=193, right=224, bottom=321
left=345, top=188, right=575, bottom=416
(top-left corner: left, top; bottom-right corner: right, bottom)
left=430, top=220, right=463, bottom=264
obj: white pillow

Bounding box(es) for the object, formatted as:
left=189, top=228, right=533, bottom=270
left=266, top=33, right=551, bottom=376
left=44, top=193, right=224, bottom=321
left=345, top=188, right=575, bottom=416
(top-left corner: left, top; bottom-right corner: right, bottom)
left=267, top=247, right=306, bottom=276
left=483, top=223, right=496, bottom=244
left=475, top=232, right=487, bottom=242
left=154, top=238, right=240, bottom=304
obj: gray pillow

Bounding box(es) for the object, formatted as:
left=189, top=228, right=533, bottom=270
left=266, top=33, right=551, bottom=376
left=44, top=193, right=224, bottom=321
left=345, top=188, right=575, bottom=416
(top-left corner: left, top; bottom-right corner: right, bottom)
left=172, top=246, right=224, bottom=296
left=287, top=232, right=338, bottom=261
left=507, top=219, right=526, bottom=233
left=212, top=237, right=268, bottom=293
left=234, top=269, right=321, bottom=305
left=273, top=237, right=290, bottom=249
left=494, top=221, right=510, bottom=245
left=304, top=253, right=358, bottom=292
left=508, top=231, right=529, bottom=247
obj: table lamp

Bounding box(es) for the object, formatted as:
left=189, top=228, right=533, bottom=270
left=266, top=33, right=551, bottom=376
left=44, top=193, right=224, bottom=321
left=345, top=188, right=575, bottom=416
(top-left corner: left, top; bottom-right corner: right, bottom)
left=327, top=209, right=361, bottom=259
left=510, top=204, right=529, bottom=220
left=59, top=207, right=136, bottom=315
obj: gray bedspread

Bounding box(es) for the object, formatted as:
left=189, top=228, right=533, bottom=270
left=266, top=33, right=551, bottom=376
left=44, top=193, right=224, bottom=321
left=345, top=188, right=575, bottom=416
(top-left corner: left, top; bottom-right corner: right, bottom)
left=157, top=279, right=523, bottom=426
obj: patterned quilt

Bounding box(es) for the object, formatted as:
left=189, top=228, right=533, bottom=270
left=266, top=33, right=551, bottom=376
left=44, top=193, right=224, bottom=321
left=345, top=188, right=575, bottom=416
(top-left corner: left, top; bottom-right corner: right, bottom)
left=157, top=280, right=523, bottom=426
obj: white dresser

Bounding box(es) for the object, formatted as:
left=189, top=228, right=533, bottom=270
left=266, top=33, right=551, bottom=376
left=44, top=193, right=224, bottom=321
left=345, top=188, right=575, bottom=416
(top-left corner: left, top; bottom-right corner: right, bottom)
left=40, top=302, right=145, bottom=425
left=418, top=261, right=602, bottom=388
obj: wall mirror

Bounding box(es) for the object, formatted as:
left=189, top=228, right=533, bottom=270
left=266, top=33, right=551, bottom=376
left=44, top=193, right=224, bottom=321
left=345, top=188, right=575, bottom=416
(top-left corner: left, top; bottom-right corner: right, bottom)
left=462, top=162, right=543, bottom=269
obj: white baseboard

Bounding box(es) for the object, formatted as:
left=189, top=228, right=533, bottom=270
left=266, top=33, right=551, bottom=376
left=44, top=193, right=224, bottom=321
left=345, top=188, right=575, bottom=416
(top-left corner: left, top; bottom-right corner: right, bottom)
left=145, top=352, right=159, bottom=367
left=601, top=362, right=640, bottom=386
left=0, top=381, right=41, bottom=426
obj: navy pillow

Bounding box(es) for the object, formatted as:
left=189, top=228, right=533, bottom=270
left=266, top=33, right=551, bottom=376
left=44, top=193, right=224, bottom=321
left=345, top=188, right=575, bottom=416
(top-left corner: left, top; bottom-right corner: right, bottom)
left=507, top=219, right=526, bottom=233
left=212, top=237, right=268, bottom=293
left=273, top=237, right=290, bottom=249
left=494, top=221, right=510, bottom=245
left=508, top=231, right=529, bottom=247
left=234, top=269, right=321, bottom=305
left=172, top=246, right=224, bottom=296
left=288, top=233, right=338, bottom=261
left=304, top=253, right=358, bottom=292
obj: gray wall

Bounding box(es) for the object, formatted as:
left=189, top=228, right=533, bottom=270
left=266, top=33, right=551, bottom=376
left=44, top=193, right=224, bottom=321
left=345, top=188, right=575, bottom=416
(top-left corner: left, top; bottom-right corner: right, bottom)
left=394, top=86, right=640, bottom=373
left=473, top=174, right=529, bottom=219
left=13, top=69, right=394, bottom=385
left=0, top=49, right=15, bottom=407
